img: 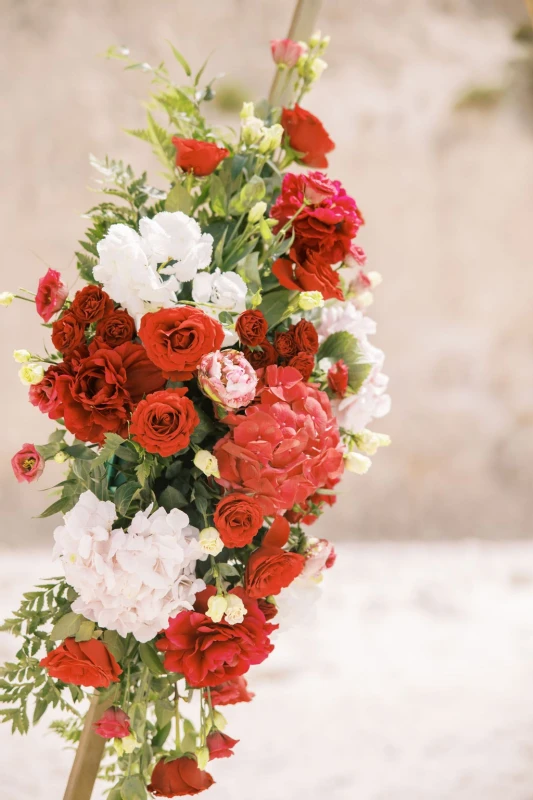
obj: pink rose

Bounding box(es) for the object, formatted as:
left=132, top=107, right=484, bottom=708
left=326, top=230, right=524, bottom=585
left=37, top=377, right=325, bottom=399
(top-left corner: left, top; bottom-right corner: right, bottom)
left=35, top=269, right=68, bottom=323
left=11, top=443, right=45, bottom=483
left=302, top=537, right=336, bottom=578
left=270, top=38, right=306, bottom=68
left=93, top=708, right=131, bottom=739
left=198, top=349, right=258, bottom=411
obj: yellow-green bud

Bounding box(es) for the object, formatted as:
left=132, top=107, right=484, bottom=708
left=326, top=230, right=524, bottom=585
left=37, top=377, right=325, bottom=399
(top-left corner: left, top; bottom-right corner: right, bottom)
left=259, top=218, right=273, bottom=242
left=309, top=57, right=328, bottom=81
left=206, top=594, right=228, bottom=623
left=213, top=710, right=227, bottom=731
left=196, top=747, right=210, bottom=771
left=355, top=430, right=391, bottom=456
left=240, top=101, right=255, bottom=120
left=309, top=30, right=322, bottom=48
left=258, top=123, right=284, bottom=154
left=194, top=450, right=220, bottom=478
left=241, top=116, right=265, bottom=146
left=344, top=452, right=372, bottom=475
left=0, top=292, right=15, bottom=307
left=298, top=291, right=324, bottom=311
left=19, top=364, right=44, bottom=386
left=114, top=733, right=140, bottom=756
left=13, top=349, right=31, bottom=363
left=240, top=176, right=266, bottom=208
left=248, top=201, right=267, bottom=224
left=54, top=451, right=70, bottom=464
left=199, top=527, right=224, bottom=557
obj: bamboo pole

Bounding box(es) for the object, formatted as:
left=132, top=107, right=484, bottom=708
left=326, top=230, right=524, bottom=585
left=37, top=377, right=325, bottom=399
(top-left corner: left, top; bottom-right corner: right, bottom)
left=63, top=694, right=111, bottom=800
left=269, top=0, right=323, bottom=106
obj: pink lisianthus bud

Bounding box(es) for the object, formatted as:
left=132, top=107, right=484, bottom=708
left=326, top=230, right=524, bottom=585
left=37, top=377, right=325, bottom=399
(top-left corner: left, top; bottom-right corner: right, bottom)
left=35, top=268, right=68, bottom=323
left=11, top=443, right=44, bottom=484
left=93, top=707, right=131, bottom=739
left=302, top=537, right=336, bottom=579
left=198, top=349, right=258, bottom=410
left=270, top=38, right=306, bottom=68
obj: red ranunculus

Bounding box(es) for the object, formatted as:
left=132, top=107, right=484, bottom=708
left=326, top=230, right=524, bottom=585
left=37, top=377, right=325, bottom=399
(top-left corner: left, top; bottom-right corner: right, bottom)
left=139, top=307, right=224, bottom=381
left=206, top=730, right=239, bottom=760
left=245, top=545, right=305, bottom=598
left=148, top=756, right=214, bottom=797
left=70, top=285, right=114, bottom=324
left=130, top=388, right=199, bottom=457
left=274, top=329, right=298, bottom=360
left=235, top=310, right=268, bottom=347
left=209, top=676, right=255, bottom=706
left=51, top=312, right=86, bottom=354
left=172, top=137, right=229, bottom=177
left=328, top=359, right=349, bottom=398
left=93, top=708, right=131, bottom=739
left=288, top=352, right=315, bottom=381
left=213, top=493, right=264, bottom=548
left=29, top=363, right=71, bottom=420
left=243, top=340, right=278, bottom=370
left=281, top=104, right=335, bottom=168
left=35, top=268, right=68, bottom=322
left=40, top=638, right=122, bottom=688
left=95, top=309, right=136, bottom=347
left=157, top=586, right=274, bottom=687
left=11, top=443, right=44, bottom=483
left=292, top=319, right=318, bottom=354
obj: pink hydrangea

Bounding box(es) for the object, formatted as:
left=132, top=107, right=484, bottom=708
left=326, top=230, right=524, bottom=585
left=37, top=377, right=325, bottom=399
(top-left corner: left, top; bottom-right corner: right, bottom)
left=198, top=349, right=258, bottom=411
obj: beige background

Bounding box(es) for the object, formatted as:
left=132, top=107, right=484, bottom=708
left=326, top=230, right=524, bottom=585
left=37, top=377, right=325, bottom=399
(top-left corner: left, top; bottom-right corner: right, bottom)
left=0, top=0, right=532, bottom=547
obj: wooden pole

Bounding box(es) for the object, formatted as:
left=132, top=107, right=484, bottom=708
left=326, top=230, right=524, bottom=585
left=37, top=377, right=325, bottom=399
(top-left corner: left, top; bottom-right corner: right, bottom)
left=269, top=0, right=323, bottom=106
left=526, top=0, right=533, bottom=24
left=63, top=694, right=111, bottom=800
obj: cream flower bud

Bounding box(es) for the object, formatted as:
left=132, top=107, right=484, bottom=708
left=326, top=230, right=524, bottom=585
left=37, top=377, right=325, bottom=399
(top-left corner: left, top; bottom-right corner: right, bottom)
left=299, top=291, right=324, bottom=310
left=0, top=292, right=15, bottom=307
left=344, top=452, right=372, bottom=474
left=357, top=291, right=374, bottom=309
left=196, top=746, right=210, bottom=771
left=355, top=430, right=391, bottom=456
left=309, top=30, right=322, bottom=47
left=213, top=710, right=227, bottom=731
left=366, top=271, right=383, bottom=289
left=19, top=364, right=44, bottom=386
left=224, top=594, right=248, bottom=625
left=114, top=733, right=140, bottom=757
left=206, top=594, right=228, bottom=623
left=13, top=349, right=31, bottom=363
left=54, top=451, right=70, bottom=464
left=241, top=116, right=265, bottom=146
left=259, top=218, right=273, bottom=241
left=248, top=201, right=267, bottom=224
left=194, top=450, right=220, bottom=478
left=240, top=101, right=255, bottom=120
left=309, top=57, right=328, bottom=80
left=199, top=527, right=224, bottom=557
left=258, top=123, right=284, bottom=154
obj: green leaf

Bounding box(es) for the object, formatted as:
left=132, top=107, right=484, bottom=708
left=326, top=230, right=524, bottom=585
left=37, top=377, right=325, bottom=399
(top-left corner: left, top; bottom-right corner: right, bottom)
left=35, top=442, right=62, bottom=461
left=121, top=775, right=147, bottom=800
left=114, top=481, right=140, bottom=517
left=48, top=429, right=66, bottom=444
left=236, top=252, right=261, bottom=295
left=165, top=183, right=192, bottom=214
left=50, top=612, right=82, bottom=641
left=64, top=444, right=95, bottom=460
left=159, top=485, right=188, bottom=512
left=259, top=287, right=295, bottom=328
left=152, top=721, right=172, bottom=748
left=190, top=406, right=215, bottom=445
left=102, top=630, right=126, bottom=663
left=90, top=433, right=128, bottom=470
left=154, top=699, right=175, bottom=729
left=317, top=331, right=372, bottom=393
left=213, top=228, right=227, bottom=269
left=139, top=643, right=166, bottom=676
left=75, top=619, right=96, bottom=642
left=38, top=496, right=73, bottom=519
left=209, top=175, right=227, bottom=216
left=167, top=42, right=191, bottom=76
left=33, top=697, right=48, bottom=725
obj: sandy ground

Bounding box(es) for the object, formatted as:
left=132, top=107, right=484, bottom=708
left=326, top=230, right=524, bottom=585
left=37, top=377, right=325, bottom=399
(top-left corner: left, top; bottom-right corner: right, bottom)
left=2, top=541, right=533, bottom=800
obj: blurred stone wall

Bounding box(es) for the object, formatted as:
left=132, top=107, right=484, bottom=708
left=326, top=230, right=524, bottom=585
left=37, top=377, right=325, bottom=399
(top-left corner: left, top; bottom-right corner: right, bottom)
left=0, top=0, right=532, bottom=546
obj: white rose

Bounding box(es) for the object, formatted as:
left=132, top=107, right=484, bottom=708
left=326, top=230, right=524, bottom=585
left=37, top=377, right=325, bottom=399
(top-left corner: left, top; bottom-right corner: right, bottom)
left=139, top=211, right=213, bottom=282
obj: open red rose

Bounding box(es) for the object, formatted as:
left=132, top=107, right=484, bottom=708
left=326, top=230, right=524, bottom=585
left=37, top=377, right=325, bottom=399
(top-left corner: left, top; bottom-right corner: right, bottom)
left=207, top=730, right=239, bottom=760
left=148, top=756, right=214, bottom=797
left=157, top=586, right=274, bottom=687
left=208, top=676, right=255, bottom=706
left=273, top=250, right=343, bottom=301
left=213, top=493, right=264, bottom=548
left=328, top=359, right=349, bottom=398
left=172, top=137, right=229, bottom=177
left=281, top=104, right=335, bottom=168
left=292, top=319, right=318, bottom=354
left=274, top=329, right=298, bottom=359
left=245, top=545, right=305, bottom=598
left=70, top=285, right=114, bottom=324
left=29, top=362, right=71, bottom=420
left=95, top=309, right=136, bottom=347
left=139, top=307, right=224, bottom=381
left=51, top=312, right=86, bottom=354
left=257, top=597, right=279, bottom=622
left=130, top=388, right=199, bottom=457
left=243, top=340, right=278, bottom=370
left=235, top=310, right=268, bottom=347
left=93, top=708, right=131, bottom=739
left=288, top=352, right=315, bottom=381
left=40, top=638, right=122, bottom=688
left=11, top=443, right=45, bottom=484
left=36, top=268, right=68, bottom=322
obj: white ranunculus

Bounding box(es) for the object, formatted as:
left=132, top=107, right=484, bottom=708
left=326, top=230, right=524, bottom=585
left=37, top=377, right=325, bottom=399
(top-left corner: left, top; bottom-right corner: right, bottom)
left=192, top=268, right=247, bottom=346
left=139, top=211, right=213, bottom=282
left=94, top=223, right=179, bottom=323
left=53, top=491, right=206, bottom=643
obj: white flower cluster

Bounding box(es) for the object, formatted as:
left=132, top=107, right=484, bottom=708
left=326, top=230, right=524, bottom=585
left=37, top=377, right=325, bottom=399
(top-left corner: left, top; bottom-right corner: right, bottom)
left=53, top=491, right=206, bottom=642
left=93, top=211, right=213, bottom=323
left=192, top=267, right=247, bottom=346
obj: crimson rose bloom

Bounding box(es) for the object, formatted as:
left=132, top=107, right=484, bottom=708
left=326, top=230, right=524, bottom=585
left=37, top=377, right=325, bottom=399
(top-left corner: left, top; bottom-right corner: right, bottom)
left=70, top=285, right=114, bottom=323
left=157, top=586, right=274, bottom=687
left=213, top=493, right=264, bottom=548
left=273, top=250, right=343, bottom=301
left=148, top=756, right=214, bottom=797
left=274, top=329, right=298, bottom=360
left=243, top=340, right=278, bottom=370
left=51, top=312, right=86, bottom=354
left=235, top=309, right=268, bottom=347
left=292, top=319, right=318, bottom=354
left=288, top=352, right=314, bottom=381
left=328, top=359, right=349, bottom=398
left=172, top=136, right=229, bottom=177
left=281, top=104, right=335, bottom=168
left=40, top=638, right=122, bottom=688
left=93, top=708, right=131, bottom=739
left=11, top=443, right=44, bottom=484
left=206, top=730, right=239, bottom=760
left=95, top=309, right=136, bottom=347
left=257, top=597, right=279, bottom=622
left=245, top=545, right=305, bottom=598
left=35, top=268, right=68, bottom=322
left=130, top=388, right=199, bottom=457
left=139, top=307, right=224, bottom=381
left=29, top=363, right=71, bottom=420
left=57, top=342, right=165, bottom=443
left=209, top=676, right=255, bottom=706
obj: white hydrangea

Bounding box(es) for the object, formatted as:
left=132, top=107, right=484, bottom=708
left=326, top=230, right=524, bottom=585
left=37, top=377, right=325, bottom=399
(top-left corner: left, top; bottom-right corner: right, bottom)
left=317, top=303, right=391, bottom=433
left=139, top=211, right=213, bottom=282
left=53, top=491, right=206, bottom=643
left=192, top=268, right=247, bottom=347
left=273, top=576, right=323, bottom=634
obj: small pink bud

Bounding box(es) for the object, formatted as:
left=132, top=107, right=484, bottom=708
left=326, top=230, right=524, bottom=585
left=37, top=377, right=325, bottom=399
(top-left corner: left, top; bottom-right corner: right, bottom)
left=270, top=38, right=306, bottom=68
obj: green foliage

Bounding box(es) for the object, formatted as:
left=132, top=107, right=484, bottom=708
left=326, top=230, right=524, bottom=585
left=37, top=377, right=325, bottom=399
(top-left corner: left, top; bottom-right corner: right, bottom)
left=317, top=331, right=372, bottom=393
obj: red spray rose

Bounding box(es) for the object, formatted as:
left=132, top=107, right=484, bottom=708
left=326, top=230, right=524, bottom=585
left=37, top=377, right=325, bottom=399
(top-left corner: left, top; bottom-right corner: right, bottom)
left=273, top=250, right=343, bottom=301
left=235, top=310, right=268, bottom=347
left=93, top=708, right=131, bottom=739
left=40, top=638, right=122, bottom=688
left=257, top=597, right=279, bottom=621
left=292, top=319, right=318, bottom=354
left=208, top=676, right=255, bottom=706
left=243, top=340, right=278, bottom=370
left=328, top=359, right=349, bottom=398
left=148, top=756, right=214, bottom=797
left=271, top=38, right=306, bottom=68
left=172, top=137, right=229, bottom=177
left=29, top=363, right=71, bottom=420
left=70, top=285, right=114, bottom=324
left=51, top=312, right=86, bottom=354
left=274, top=329, right=298, bottom=360
left=245, top=545, right=305, bottom=598
left=139, top=307, right=224, bottom=381
left=206, top=730, right=239, bottom=760
left=288, top=352, right=315, bottom=381
left=35, top=268, right=68, bottom=322
left=130, top=388, right=199, bottom=457
left=157, top=586, right=274, bottom=687
left=281, top=104, right=335, bottom=168
left=11, top=443, right=44, bottom=484
left=95, top=309, right=136, bottom=347
left=213, top=493, right=264, bottom=548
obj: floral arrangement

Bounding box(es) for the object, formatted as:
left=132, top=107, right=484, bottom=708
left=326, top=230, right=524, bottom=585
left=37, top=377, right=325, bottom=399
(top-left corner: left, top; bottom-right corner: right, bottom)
left=0, top=32, right=390, bottom=799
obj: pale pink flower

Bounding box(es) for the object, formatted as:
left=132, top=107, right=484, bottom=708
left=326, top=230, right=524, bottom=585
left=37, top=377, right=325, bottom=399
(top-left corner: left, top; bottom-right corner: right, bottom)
left=11, top=443, right=44, bottom=483
left=302, top=537, right=336, bottom=579
left=198, top=349, right=258, bottom=411
left=270, top=38, right=306, bottom=68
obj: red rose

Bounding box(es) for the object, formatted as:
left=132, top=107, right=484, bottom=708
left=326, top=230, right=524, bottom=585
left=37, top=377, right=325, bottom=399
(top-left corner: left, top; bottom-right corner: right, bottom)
left=245, top=545, right=305, bottom=598
left=272, top=251, right=343, bottom=301
left=11, top=443, right=44, bottom=484
left=243, top=340, right=278, bottom=370
left=51, top=312, right=86, bottom=354
left=148, top=756, right=214, bottom=797
left=172, top=137, right=229, bottom=177
left=206, top=730, right=239, bottom=760
left=29, top=363, right=71, bottom=420
left=281, top=104, right=335, bottom=168
left=327, top=359, right=349, bottom=398
left=95, top=309, right=136, bottom=347
left=40, top=638, right=122, bottom=688
left=70, top=285, right=114, bottom=324
left=208, top=676, right=255, bottom=706
left=130, top=388, right=199, bottom=457
left=157, top=586, right=274, bottom=687
left=257, top=597, right=278, bottom=622
left=274, top=329, right=298, bottom=360
left=235, top=310, right=268, bottom=347
left=292, top=319, right=318, bottom=354
left=288, top=352, right=314, bottom=381
left=139, top=307, right=224, bottom=381
left=36, top=268, right=68, bottom=322
left=213, top=493, right=264, bottom=548
left=93, top=708, right=131, bottom=739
